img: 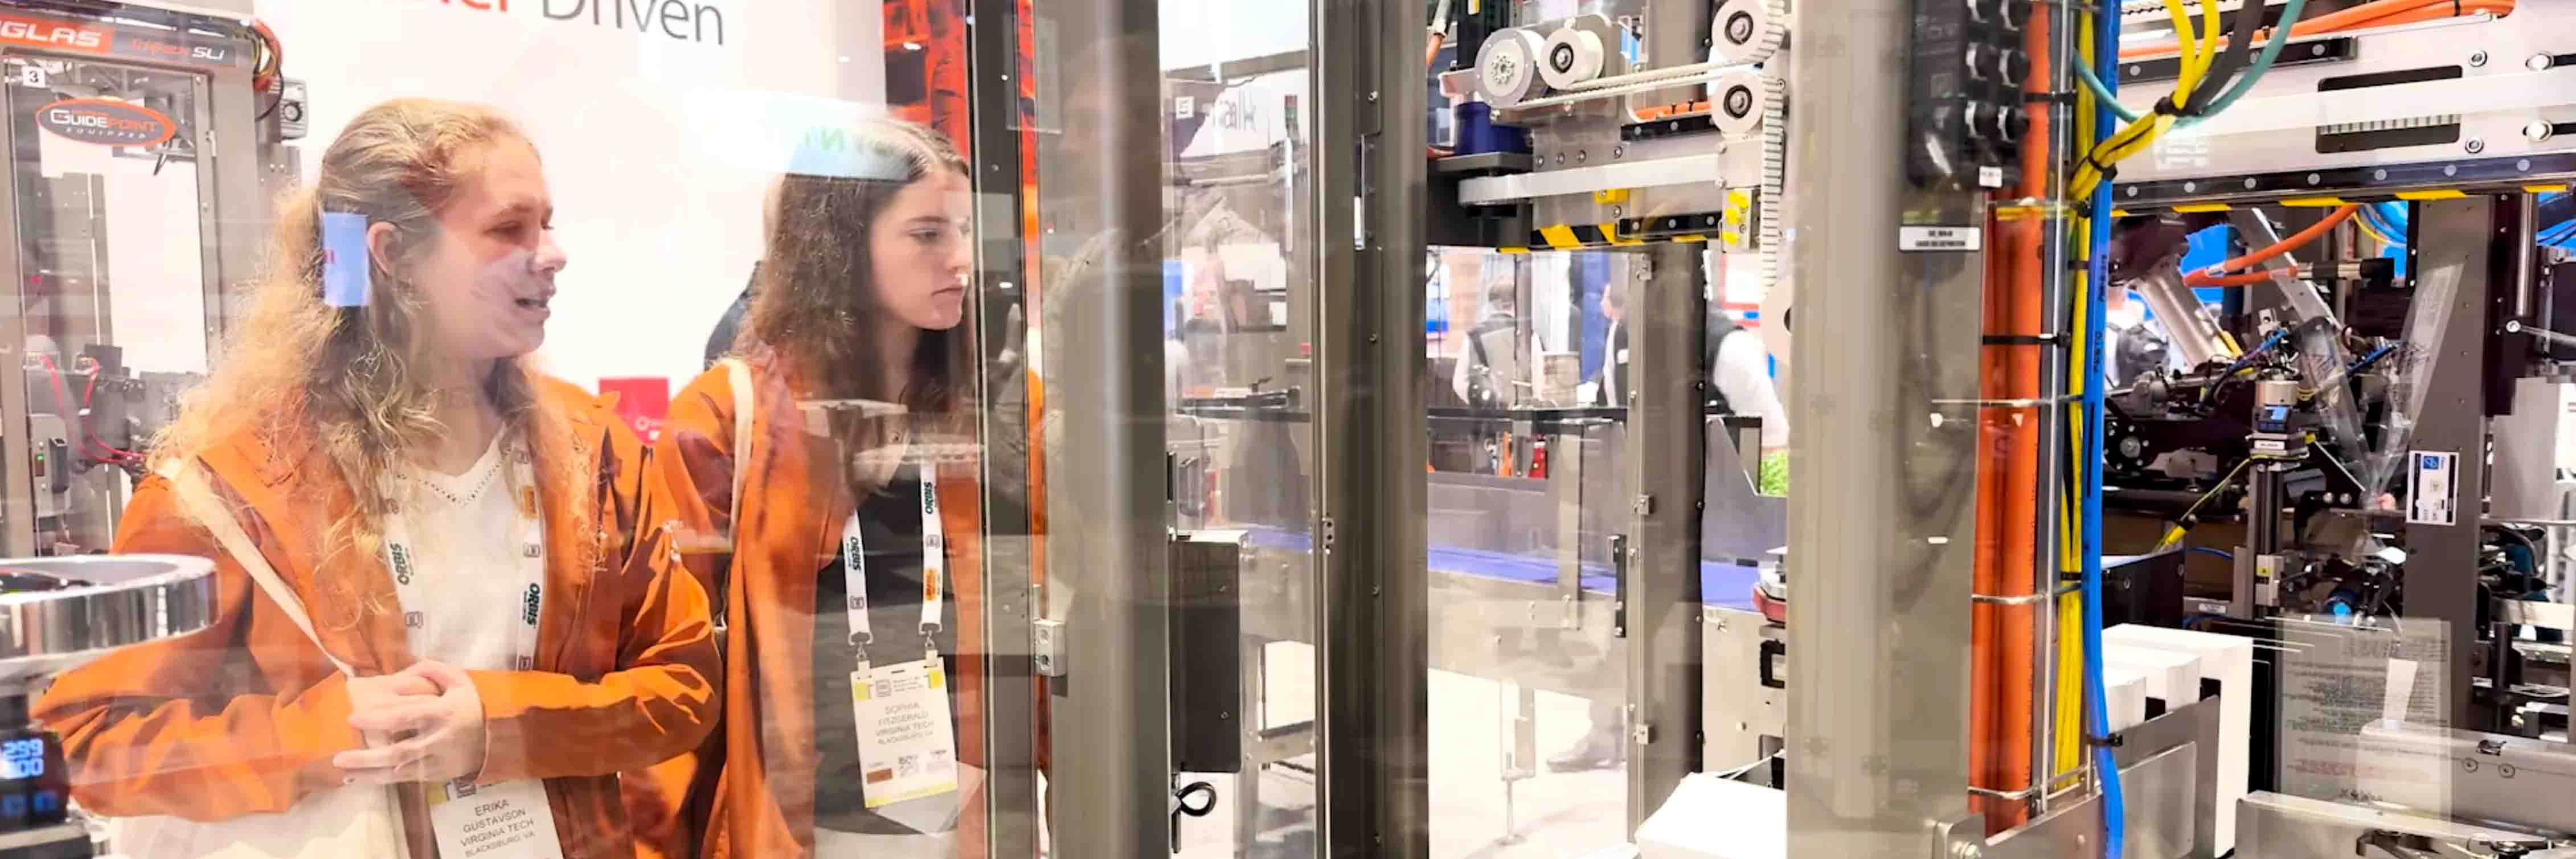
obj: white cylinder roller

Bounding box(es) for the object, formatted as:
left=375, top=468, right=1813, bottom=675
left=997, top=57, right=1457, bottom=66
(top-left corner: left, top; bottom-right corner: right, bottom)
left=1476, top=28, right=1550, bottom=108
left=1709, top=69, right=1782, bottom=137
left=1538, top=26, right=1608, bottom=91
left=1709, top=0, right=1788, bottom=66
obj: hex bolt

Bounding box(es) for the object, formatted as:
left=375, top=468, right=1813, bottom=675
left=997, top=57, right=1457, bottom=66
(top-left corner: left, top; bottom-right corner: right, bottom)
left=2467, top=138, right=2487, bottom=154
left=2471, top=51, right=2489, bottom=67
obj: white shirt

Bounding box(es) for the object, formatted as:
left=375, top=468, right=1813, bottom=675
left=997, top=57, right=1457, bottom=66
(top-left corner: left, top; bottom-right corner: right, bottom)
left=1599, top=320, right=1791, bottom=450
left=1713, top=329, right=1789, bottom=451
left=390, top=432, right=530, bottom=671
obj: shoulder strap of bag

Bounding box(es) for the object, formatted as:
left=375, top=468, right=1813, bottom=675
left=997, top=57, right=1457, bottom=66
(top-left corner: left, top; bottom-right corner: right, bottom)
left=710, top=358, right=755, bottom=639
left=157, top=461, right=353, bottom=676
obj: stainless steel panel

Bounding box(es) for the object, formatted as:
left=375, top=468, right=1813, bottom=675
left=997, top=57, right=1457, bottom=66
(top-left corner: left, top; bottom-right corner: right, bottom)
left=2356, top=721, right=2576, bottom=836
left=1984, top=743, right=2202, bottom=859
left=2491, top=378, right=2575, bottom=523
left=1627, top=241, right=1707, bottom=832
left=1701, top=606, right=1783, bottom=771
left=2502, top=599, right=2576, bottom=633
left=2237, top=791, right=2561, bottom=859
left=1782, top=0, right=1988, bottom=849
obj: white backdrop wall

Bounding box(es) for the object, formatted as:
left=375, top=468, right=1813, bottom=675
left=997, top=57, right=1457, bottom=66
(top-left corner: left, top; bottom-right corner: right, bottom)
left=255, top=0, right=884, bottom=390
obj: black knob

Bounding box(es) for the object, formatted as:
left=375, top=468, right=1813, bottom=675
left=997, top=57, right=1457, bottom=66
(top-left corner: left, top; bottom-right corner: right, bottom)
left=1964, top=0, right=1997, bottom=26
left=1996, top=104, right=2030, bottom=144
left=1998, top=0, right=2033, bottom=32
left=1962, top=102, right=1992, bottom=141
left=1996, top=48, right=2033, bottom=85
left=1964, top=44, right=1992, bottom=81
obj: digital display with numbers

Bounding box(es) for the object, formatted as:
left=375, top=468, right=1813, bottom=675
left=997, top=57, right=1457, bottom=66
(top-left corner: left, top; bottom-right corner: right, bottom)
left=1, top=737, right=44, bottom=780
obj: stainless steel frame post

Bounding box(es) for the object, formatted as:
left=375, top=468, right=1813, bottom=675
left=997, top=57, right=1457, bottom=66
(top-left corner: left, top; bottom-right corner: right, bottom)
left=965, top=0, right=1039, bottom=853
left=2406, top=195, right=2502, bottom=731
left=1625, top=242, right=1707, bottom=832
left=1783, top=0, right=1989, bottom=852
left=1312, top=0, right=1431, bottom=852
left=1035, top=0, right=1170, bottom=851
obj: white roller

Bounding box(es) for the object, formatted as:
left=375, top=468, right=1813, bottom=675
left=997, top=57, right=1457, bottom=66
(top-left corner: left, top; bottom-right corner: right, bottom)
left=1709, top=0, right=1788, bottom=66
left=1538, top=26, right=1608, bottom=91
left=1709, top=69, right=1782, bottom=138
left=1476, top=28, right=1550, bottom=109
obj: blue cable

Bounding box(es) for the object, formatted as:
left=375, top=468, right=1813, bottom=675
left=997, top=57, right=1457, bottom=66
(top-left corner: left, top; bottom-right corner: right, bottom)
left=2086, top=6, right=2128, bottom=857
left=2541, top=219, right=2576, bottom=248
left=2357, top=206, right=2406, bottom=248
left=2187, top=546, right=2234, bottom=562
left=2217, top=329, right=2287, bottom=379
left=2348, top=342, right=2397, bottom=375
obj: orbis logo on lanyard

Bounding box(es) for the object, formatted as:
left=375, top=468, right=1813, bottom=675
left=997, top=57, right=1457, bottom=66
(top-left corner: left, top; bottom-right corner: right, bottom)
left=382, top=441, right=565, bottom=859
left=843, top=477, right=959, bottom=832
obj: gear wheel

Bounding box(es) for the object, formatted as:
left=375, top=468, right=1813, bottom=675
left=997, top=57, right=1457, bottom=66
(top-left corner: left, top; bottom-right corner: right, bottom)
left=1709, top=0, right=1788, bottom=67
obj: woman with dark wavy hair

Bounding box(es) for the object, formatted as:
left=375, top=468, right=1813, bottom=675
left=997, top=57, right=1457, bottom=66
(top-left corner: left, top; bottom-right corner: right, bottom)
left=637, top=116, right=990, bottom=859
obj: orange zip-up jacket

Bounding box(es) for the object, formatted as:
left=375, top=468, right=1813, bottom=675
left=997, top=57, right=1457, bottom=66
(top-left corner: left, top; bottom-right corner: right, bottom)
left=626, top=354, right=993, bottom=859
left=34, top=377, right=719, bottom=859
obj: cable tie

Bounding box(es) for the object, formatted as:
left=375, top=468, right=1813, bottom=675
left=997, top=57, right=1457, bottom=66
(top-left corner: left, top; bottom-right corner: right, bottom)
left=2024, top=91, right=2079, bottom=105
left=2151, top=96, right=2181, bottom=117
left=2086, top=732, right=2127, bottom=749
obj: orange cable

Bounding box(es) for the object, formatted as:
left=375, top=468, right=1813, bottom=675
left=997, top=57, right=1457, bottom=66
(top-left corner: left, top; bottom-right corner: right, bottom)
left=2119, top=0, right=2511, bottom=59
left=2182, top=205, right=2358, bottom=286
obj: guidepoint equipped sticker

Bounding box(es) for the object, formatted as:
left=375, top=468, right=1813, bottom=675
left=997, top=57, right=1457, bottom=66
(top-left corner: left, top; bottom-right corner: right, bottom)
left=35, top=99, right=174, bottom=148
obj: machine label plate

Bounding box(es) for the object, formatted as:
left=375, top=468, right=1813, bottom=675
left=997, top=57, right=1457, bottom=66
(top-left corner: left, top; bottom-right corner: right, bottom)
left=2407, top=450, right=2458, bottom=526
left=0, top=9, right=249, bottom=70
left=34, top=99, right=174, bottom=148
left=1897, top=225, right=1982, bottom=252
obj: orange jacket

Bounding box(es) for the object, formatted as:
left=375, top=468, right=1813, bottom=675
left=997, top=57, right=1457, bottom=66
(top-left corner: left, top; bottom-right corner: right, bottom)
left=628, top=355, right=990, bottom=859
left=34, top=378, right=719, bottom=859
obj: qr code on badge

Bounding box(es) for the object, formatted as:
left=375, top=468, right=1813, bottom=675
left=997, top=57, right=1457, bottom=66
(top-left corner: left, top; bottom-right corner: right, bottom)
left=898, top=754, right=922, bottom=778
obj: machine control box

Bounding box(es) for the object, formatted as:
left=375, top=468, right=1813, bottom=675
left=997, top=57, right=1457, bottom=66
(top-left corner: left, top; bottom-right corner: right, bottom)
left=1903, top=0, right=2030, bottom=189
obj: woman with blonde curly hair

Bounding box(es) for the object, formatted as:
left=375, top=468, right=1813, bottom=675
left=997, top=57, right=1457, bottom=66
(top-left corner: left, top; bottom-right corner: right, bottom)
left=35, top=97, right=717, bottom=859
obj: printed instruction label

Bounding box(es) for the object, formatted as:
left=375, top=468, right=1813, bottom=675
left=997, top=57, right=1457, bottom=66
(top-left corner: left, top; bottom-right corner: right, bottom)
left=427, top=778, right=563, bottom=859
left=2407, top=451, right=2458, bottom=526
left=1897, top=225, right=1982, bottom=252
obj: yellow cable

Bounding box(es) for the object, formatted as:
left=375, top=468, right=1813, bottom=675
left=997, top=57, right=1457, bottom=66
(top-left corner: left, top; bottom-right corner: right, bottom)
left=2352, top=210, right=2395, bottom=249
left=2161, top=0, right=2202, bottom=97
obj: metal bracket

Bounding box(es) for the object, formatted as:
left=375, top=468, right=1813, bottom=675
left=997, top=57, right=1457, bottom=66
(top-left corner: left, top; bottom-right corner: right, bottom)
left=1033, top=618, right=1068, bottom=678
left=1612, top=534, right=1631, bottom=638
left=1933, top=815, right=1989, bottom=859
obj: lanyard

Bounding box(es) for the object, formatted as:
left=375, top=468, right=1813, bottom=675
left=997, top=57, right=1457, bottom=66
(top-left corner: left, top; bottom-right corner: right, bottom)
left=381, top=438, right=546, bottom=671
left=840, top=475, right=944, bottom=661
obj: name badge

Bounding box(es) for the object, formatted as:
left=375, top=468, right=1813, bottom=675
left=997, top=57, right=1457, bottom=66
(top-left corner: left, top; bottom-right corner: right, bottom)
left=851, top=657, right=960, bottom=831
left=427, top=778, right=563, bottom=859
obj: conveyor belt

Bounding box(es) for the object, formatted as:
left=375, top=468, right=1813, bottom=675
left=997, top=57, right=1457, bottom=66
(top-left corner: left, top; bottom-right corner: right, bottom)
left=1240, top=527, right=1763, bottom=611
